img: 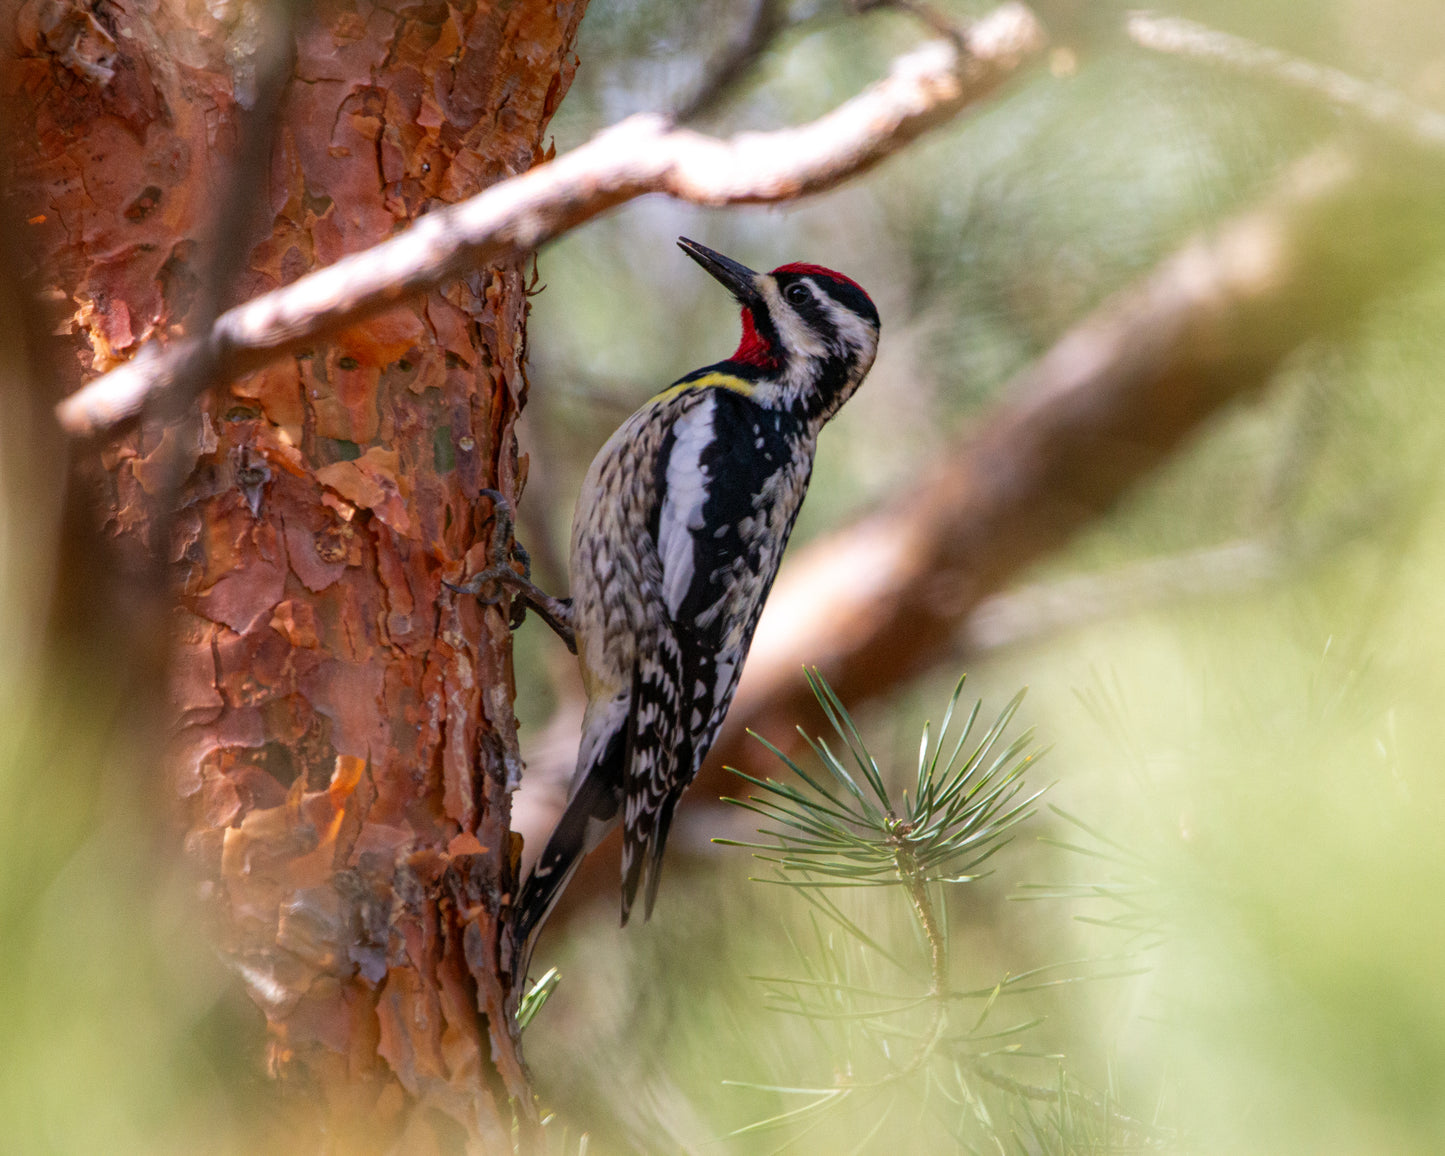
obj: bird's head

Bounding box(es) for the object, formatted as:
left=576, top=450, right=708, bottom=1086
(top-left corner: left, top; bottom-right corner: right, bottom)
left=678, top=237, right=880, bottom=421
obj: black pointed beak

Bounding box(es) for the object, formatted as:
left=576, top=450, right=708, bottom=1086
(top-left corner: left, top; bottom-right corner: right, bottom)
left=677, top=237, right=763, bottom=308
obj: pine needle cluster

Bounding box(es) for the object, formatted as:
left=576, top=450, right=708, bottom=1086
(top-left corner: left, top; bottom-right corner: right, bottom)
left=719, top=671, right=1168, bottom=1153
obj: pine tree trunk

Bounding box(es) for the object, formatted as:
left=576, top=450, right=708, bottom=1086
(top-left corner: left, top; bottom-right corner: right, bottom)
left=5, top=0, right=587, bottom=1146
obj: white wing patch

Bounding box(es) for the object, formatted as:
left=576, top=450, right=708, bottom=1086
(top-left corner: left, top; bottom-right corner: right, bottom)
left=658, top=394, right=717, bottom=618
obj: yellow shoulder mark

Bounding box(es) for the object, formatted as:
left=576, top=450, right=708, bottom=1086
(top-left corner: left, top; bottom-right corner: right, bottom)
left=650, top=372, right=756, bottom=406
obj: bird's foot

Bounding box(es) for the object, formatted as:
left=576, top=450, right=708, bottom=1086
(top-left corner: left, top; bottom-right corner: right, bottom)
left=447, top=489, right=577, bottom=654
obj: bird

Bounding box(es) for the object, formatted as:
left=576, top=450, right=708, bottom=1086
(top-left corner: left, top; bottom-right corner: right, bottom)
left=507, top=237, right=880, bottom=955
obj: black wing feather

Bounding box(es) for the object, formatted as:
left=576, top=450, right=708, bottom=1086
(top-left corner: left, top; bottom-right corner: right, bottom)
left=619, top=388, right=809, bottom=918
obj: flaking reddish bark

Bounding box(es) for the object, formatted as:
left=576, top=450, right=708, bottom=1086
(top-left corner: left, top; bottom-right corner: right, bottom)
left=5, top=0, right=587, bottom=1145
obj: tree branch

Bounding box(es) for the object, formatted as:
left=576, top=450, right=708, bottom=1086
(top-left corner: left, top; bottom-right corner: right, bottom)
left=55, top=2, right=1044, bottom=439
left=963, top=491, right=1383, bottom=653
left=1127, top=12, right=1445, bottom=149
left=671, top=0, right=789, bottom=124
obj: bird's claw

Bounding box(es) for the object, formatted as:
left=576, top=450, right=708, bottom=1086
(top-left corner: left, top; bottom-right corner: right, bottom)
left=477, top=488, right=531, bottom=579
left=446, top=568, right=532, bottom=631
left=445, top=567, right=510, bottom=603
left=448, top=490, right=528, bottom=599
left=448, top=490, right=573, bottom=645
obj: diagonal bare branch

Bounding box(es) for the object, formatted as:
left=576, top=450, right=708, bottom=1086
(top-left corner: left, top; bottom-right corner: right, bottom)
left=1127, top=11, right=1445, bottom=149
left=55, top=2, right=1044, bottom=440
left=671, top=0, right=790, bottom=124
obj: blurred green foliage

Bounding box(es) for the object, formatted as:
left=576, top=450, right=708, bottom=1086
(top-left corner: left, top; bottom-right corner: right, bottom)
left=0, top=326, right=275, bottom=1148
left=8, top=0, right=1445, bottom=1151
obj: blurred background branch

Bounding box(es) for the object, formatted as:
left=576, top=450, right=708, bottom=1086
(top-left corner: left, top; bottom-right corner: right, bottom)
left=962, top=491, right=1382, bottom=652
left=1127, top=12, right=1445, bottom=148
left=670, top=0, right=790, bottom=123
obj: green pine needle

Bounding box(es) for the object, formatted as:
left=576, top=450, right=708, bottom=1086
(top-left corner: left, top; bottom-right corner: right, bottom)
left=722, top=670, right=1043, bottom=891
left=517, top=966, right=561, bottom=1031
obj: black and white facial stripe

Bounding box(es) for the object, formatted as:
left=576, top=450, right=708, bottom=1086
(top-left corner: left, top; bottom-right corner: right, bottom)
left=758, top=272, right=880, bottom=419
left=773, top=272, right=880, bottom=360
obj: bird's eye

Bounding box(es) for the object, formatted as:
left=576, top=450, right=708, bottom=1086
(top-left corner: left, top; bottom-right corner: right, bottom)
left=785, top=283, right=810, bottom=305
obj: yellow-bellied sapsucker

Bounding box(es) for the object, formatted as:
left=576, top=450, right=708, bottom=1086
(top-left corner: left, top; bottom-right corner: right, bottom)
left=503, top=238, right=879, bottom=950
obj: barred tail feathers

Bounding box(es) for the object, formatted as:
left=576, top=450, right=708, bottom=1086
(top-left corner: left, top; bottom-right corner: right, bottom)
left=640, top=793, right=682, bottom=921
left=619, top=637, right=690, bottom=925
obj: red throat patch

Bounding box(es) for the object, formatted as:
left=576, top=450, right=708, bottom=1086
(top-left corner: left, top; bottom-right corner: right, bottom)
left=732, top=306, right=780, bottom=369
